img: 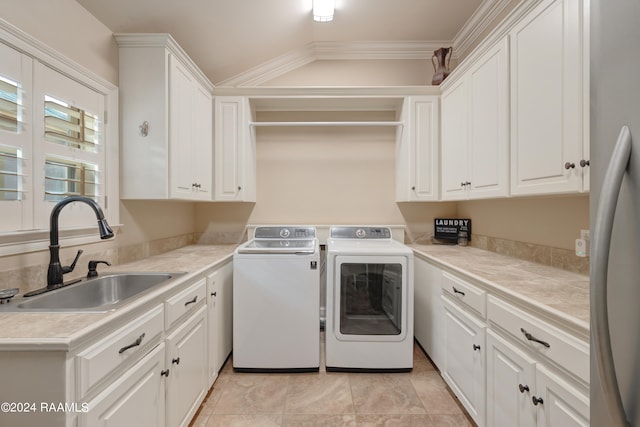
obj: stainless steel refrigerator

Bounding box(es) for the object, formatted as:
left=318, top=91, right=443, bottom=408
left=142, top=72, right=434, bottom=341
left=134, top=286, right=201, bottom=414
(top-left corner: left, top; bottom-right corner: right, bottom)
left=590, top=1, right=640, bottom=426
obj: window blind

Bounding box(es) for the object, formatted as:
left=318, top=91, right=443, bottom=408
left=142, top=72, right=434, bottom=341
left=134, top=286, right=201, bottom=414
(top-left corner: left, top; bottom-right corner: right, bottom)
left=44, top=157, right=99, bottom=202
left=0, top=146, right=24, bottom=201
left=0, top=77, right=18, bottom=132
left=44, top=96, right=98, bottom=152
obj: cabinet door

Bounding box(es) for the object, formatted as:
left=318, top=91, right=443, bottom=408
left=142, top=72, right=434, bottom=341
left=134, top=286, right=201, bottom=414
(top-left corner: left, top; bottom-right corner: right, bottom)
left=510, top=0, right=586, bottom=195
left=413, top=257, right=443, bottom=369
left=396, top=96, right=439, bottom=201
left=215, top=261, right=233, bottom=370
left=81, top=343, right=165, bottom=427
left=207, top=269, right=219, bottom=386
left=169, top=56, right=196, bottom=199
left=468, top=38, right=510, bottom=199
left=214, top=96, right=245, bottom=201
left=441, top=77, right=469, bottom=200
left=486, top=330, right=536, bottom=427
left=191, top=83, right=213, bottom=200
left=166, top=306, right=208, bottom=427
left=442, top=296, right=486, bottom=426
left=535, top=365, right=589, bottom=427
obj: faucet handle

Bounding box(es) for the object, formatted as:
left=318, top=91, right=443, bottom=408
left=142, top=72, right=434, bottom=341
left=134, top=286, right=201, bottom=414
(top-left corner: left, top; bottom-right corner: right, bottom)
left=87, top=260, right=111, bottom=278
left=61, top=250, right=83, bottom=274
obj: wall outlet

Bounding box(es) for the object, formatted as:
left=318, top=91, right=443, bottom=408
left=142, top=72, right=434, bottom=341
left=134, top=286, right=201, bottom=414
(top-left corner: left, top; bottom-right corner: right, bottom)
left=575, top=238, right=589, bottom=257
left=580, top=229, right=590, bottom=241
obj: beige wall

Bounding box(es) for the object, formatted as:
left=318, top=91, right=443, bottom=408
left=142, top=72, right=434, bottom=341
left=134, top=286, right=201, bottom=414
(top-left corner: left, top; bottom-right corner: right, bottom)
left=251, top=124, right=400, bottom=224
left=1, top=0, right=119, bottom=85
left=457, top=195, right=590, bottom=251
left=264, top=59, right=434, bottom=86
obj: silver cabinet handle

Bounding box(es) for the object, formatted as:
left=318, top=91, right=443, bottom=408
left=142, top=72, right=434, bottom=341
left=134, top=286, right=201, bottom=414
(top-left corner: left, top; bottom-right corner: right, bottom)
left=564, top=162, right=576, bottom=169
left=592, top=126, right=632, bottom=427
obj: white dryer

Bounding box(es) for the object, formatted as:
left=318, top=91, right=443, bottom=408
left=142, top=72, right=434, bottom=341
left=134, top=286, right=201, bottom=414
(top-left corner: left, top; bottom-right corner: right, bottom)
left=325, top=226, right=414, bottom=372
left=233, top=226, right=320, bottom=372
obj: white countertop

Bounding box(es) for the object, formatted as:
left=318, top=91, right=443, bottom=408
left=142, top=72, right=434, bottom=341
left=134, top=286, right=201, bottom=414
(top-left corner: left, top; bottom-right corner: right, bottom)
left=0, top=243, right=589, bottom=350
left=410, top=244, right=589, bottom=339
left=0, top=245, right=236, bottom=351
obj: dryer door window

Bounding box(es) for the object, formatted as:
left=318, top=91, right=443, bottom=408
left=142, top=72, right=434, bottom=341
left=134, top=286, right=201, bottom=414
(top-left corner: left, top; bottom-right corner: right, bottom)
left=339, top=262, right=403, bottom=336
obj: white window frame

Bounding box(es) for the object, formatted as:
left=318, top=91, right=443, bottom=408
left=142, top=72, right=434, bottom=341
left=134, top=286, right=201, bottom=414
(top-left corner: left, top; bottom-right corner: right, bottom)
left=0, top=19, right=119, bottom=256
left=0, top=41, right=32, bottom=233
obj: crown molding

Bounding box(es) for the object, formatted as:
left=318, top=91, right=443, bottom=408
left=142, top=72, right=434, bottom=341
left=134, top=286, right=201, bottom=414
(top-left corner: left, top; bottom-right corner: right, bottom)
left=114, top=33, right=214, bottom=91
left=313, top=41, right=452, bottom=60
left=218, top=41, right=452, bottom=87
left=452, top=0, right=515, bottom=59
left=218, top=44, right=317, bottom=87
left=218, top=0, right=510, bottom=87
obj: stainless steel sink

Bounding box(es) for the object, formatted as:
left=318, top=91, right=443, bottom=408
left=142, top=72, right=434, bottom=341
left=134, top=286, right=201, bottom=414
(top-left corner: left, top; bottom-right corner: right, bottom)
left=1, top=272, right=185, bottom=312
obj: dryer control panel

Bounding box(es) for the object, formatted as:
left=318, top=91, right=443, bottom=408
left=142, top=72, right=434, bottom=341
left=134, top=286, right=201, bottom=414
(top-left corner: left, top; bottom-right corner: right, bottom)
left=330, top=226, right=391, bottom=239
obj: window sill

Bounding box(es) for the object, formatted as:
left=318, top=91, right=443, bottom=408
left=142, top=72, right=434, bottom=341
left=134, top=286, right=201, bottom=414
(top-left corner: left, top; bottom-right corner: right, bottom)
left=0, top=225, right=122, bottom=257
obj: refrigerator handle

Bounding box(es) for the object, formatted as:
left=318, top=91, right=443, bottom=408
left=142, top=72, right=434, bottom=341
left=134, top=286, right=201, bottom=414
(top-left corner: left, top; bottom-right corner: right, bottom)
left=592, top=125, right=632, bottom=427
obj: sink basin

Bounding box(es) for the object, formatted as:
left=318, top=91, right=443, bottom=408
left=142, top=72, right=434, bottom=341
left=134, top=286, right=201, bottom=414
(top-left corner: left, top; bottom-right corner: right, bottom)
left=3, top=272, right=185, bottom=312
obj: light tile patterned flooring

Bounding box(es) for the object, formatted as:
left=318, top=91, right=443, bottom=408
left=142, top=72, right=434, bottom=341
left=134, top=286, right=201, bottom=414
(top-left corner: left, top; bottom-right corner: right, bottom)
left=190, top=337, right=474, bottom=427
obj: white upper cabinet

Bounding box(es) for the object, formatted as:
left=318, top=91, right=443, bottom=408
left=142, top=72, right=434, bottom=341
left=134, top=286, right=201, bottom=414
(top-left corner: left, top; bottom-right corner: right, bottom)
left=214, top=96, right=256, bottom=202
left=509, top=0, right=588, bottom=195
left=116, top=34, right=214, bottom=201
left=396, top=95, right=439, bottom=201
left=441, top=77, right=470, bottom=200
left=441, top=38, right=509, bottom=201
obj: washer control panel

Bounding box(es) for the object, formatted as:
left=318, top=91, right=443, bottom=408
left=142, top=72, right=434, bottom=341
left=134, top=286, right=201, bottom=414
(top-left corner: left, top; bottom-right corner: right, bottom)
left=330, top=226, right=392, bottom=239
left=254, top=226, right=316, bottom=239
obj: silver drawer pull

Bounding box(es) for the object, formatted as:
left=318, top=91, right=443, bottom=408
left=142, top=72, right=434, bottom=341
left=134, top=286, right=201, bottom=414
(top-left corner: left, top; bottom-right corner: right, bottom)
left=118, top=332, right=145, bottom=354
left=520, top=328, right=550, bottom=348
left=184, top=295, right=198, bottom=307
left=452, top=286, right=465, bottom=296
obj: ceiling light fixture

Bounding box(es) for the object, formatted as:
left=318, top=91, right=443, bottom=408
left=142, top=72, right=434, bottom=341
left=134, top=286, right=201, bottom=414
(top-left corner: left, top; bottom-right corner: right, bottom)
left=313, top=0, right=335, bottom=22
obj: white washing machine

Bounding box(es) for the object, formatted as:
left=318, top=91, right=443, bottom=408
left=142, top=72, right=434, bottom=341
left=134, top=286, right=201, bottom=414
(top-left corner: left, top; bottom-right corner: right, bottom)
left=233, top=226, right=320, bottom=372
left=325, top=226, right=414, bottom=372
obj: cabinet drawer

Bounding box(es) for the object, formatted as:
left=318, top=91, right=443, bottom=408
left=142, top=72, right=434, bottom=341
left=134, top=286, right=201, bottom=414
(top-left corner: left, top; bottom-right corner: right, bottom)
left=487, top=296, right=589, bottom=382
left=165, top=277, right=207, bottom=329
left=80, top=342, right=165, bottom=427
left=76, top=304, right=164, bottom=399
left=441, top=272, right=486, bottom=318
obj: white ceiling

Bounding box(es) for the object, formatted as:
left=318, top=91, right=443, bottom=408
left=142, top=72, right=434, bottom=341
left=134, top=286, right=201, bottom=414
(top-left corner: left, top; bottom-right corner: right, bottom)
left=75, top=0, right=491, bottom=85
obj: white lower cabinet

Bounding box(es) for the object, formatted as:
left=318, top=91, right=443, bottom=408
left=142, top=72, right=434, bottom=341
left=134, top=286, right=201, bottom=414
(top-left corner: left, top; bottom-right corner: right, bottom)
left=486, top=330, right=589, bottom=427
left=535, top=365, right=589, bottom=427
left=166, top=305, right=208, bottom=427
left=0, top=262, right=233, bottom=427
left=416, top=260, right=589, bottom=427
left=442, top=295, right=486, bottom=427
left=81, top=343, right=166, bottom=427
left=207, top=260, right=233, bottom=385
left=486, top=330, right=537, bottom=427
left=413, top=256, right=443, bottom=369
left=486, top=297, right=589, bottom=427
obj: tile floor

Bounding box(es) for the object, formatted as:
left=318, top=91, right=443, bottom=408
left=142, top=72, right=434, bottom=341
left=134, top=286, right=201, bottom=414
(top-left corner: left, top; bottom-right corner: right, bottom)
left=190, top=337, right=474, bottom=427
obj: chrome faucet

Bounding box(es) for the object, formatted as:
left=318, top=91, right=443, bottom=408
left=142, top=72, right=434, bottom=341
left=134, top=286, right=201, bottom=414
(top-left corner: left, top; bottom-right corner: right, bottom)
left=46, top=196, right=114, bottom=289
